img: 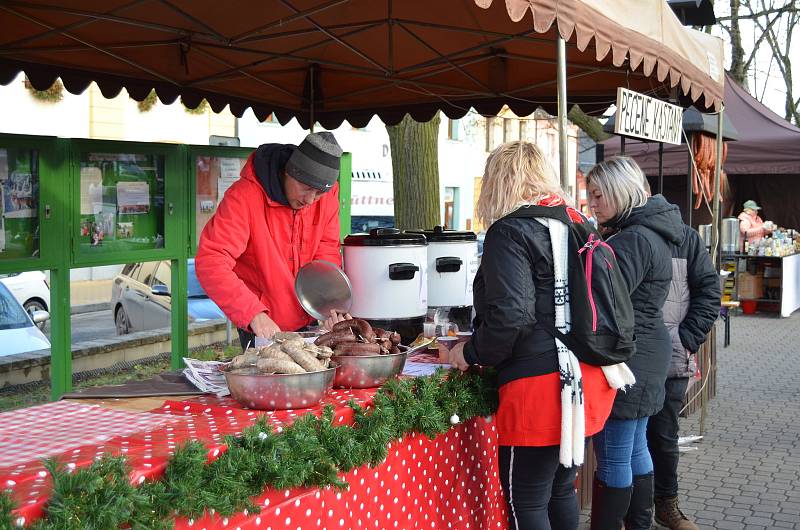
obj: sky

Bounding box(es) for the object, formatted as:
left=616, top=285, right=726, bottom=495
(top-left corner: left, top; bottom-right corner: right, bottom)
left=710, top=2, right=800, bottom=122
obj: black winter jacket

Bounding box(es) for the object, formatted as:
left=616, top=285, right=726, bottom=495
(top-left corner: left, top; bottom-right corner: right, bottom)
left=463, top=217, right=559, bottom=386
left=663, top=224, right=721, bottom=378
left=605, top=195, right=683, bottom=419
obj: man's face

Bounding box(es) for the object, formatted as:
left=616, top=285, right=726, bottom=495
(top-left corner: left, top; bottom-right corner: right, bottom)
left=587, top=181, right=615, bottom=225
left=283, top=173, right=327, bottom=210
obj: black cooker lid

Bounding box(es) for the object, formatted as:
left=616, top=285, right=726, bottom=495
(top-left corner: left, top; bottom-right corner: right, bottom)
left=407, top=225, right=477, bottom=242
left=344, top=228, right=427, bottom=247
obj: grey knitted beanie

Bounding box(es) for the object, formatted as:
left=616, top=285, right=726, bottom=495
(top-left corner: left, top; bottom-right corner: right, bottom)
left=285, top=132, right=343, bottom=191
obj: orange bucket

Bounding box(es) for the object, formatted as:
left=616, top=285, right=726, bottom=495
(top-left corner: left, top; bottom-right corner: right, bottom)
left=741, top=300, right=758, bottom=314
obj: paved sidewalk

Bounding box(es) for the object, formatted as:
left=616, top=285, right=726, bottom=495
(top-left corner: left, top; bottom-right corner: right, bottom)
left=673, top=312, right=800, bottom=529
left=577, top=311, right=800, bottom=529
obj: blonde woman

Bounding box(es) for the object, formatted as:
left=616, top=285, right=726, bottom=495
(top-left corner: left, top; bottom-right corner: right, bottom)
left=449, top=141, right=617, bottom=530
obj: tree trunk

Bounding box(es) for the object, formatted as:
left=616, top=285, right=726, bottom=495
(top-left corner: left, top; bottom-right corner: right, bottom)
left=728, top=0, right=748, bottom=87
left=386, top=113, right=441, bottom=230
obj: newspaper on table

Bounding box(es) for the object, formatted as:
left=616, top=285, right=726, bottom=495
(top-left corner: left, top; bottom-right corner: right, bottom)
left=402, top=361, right=450, bottom=377
left=182, top=357, right=230, bottom=396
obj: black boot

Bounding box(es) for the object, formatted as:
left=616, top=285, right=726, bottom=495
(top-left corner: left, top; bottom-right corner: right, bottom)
left=624, top=473, right=654, bottom=530
left=590, top=475, right=632, bottom=530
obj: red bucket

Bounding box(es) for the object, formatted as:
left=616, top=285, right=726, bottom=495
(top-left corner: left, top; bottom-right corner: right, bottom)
left=741, top=300, right=758, bottom=314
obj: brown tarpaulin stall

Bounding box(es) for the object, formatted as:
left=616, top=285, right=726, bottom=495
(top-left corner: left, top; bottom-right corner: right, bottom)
left=0, top=0, right=726, bottom=513
left=1, top=0, right=723, bottom=128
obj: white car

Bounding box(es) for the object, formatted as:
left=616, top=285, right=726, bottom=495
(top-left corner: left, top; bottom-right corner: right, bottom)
left=0, top=282, right=50, bottom=356
left=0, top=271, right=51, bottom=330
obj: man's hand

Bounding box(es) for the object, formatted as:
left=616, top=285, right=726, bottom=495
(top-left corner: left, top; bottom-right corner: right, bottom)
left=249, top=312, right=281, bottom=339
left=448, top=342, right=470, bottom=372
left=322, top=309, right=352, bottom=332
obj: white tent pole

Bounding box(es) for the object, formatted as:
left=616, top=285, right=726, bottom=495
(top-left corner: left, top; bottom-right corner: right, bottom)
left=557, top=35, right=569, bottom=190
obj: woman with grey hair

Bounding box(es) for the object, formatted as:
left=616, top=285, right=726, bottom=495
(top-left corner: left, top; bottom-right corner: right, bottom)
left=586, top=156, right=683, bottom=530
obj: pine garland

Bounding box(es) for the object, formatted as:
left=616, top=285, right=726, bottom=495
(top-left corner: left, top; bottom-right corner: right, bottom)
left=0, top=369, right=497, bottom=530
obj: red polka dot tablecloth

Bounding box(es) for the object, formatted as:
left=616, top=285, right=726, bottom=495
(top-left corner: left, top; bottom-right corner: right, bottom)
left=173, top=416, right=508, bottom=530
left=1, top=390, right=508, bottom=529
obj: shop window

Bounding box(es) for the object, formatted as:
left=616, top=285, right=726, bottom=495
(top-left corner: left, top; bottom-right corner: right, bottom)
left=485, top=117, right=503, bottom=152
left=0, top=147, right=40, bottom=259
left=503, top=118, right=515, bottom=142
left=448, top=119, right=460, bottom=141
left=444, top=187, right=460, bottom=229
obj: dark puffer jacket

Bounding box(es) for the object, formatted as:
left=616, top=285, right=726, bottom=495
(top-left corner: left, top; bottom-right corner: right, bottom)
left=462, top=217, right=559, bottom=385
left=605, top=195, right=683, bottom=419
left=663, top=224, right=721, bottom=378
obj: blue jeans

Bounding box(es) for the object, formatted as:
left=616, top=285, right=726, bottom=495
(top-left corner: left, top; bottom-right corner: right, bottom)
left=593, top=417, right=653, bottom=488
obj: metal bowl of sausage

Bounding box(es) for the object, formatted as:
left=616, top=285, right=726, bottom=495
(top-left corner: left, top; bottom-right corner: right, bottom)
left=330, top=346, right=408, bottom=389
left=222, top=363, right=338, bottom=410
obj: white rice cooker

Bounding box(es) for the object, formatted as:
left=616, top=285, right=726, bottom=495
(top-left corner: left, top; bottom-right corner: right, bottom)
left=343, top=228, right=428, bottom=343
left=408, top=226, right=479, bottom=331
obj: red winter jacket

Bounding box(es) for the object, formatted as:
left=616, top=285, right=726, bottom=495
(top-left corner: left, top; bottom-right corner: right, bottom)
left=195, top=153, right=341, bottom=332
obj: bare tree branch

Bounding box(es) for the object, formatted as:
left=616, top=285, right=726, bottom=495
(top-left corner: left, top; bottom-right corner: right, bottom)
left=716, top=3, right=798, bottom=21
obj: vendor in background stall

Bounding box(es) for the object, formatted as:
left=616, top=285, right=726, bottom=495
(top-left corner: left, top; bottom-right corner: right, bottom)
left=738, top=199, right=773, bottom=246
left=196, top=132, right=349, bottom=349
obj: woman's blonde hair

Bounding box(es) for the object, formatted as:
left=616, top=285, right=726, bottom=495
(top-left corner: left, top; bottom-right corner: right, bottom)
left=476, top=141, right=565, bottom=226
left=585, top=156, right=648, bottom=222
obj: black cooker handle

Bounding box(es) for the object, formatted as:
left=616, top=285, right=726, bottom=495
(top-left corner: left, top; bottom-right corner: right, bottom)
left=436, top=256, right=462, bottom=273
left=388, top=262, right=419, bottom=280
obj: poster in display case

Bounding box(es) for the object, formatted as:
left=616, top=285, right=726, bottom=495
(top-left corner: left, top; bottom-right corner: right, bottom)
left=0, top=147, right=40, bottom=259
left=195, top=155, right=247, bottom=245
left=79, top=152, right=165, bottom=252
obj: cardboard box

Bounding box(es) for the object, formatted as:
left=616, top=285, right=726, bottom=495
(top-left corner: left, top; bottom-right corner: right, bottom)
left=738, top=272, right=763, bottom=300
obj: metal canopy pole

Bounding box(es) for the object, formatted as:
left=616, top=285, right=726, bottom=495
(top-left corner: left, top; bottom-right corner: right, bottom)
left=556, top=36, right=569, bottom=190
left=309, top=64, right=315, bottom=132
left=710, top=109, right=724, bottom=269
left=658, top=142, right=664, bottom=194
left=700, top=108, right=724, bottom=437
left=686, top=145, right=693, bottom=226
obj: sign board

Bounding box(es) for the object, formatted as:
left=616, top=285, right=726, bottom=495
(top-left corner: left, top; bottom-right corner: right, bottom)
left=614, top=87, right=683, bottom=145
left=209, top=135, right=240, bottom=147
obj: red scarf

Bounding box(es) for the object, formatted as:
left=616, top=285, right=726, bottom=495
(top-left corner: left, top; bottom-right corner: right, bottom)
left=536, top=194, right=585, bottom=223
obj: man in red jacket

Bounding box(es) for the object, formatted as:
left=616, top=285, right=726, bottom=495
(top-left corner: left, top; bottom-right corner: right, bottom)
left=196, top=132, right=346, bottom=348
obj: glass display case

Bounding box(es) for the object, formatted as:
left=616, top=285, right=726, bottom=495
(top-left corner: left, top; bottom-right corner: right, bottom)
left=194, top=155, right=247, bottom=246
left=0, top=146, right=40, bottom=259
left=78, top=152, right=166, bottom=253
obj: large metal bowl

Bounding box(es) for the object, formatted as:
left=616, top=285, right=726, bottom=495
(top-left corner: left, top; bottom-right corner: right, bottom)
left=222, top=363, right=338, bottom=410
left=294, top=260, right=352, bottom=320
left=331, top=349, right=408, bottom=389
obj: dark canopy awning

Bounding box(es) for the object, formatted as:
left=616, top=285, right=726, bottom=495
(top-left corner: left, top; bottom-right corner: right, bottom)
left=0, top=0, right=725, bottom=129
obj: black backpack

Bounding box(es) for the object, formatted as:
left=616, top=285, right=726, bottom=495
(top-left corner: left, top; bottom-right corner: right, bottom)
left=503, top=205, right=636, bottom=366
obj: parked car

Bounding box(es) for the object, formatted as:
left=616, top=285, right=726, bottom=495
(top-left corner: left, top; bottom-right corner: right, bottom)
left=0, top=282, right=50, bottom=356
left=0, top=271, right=51, bottom=330
left=111, top=259, right=225, bottom=335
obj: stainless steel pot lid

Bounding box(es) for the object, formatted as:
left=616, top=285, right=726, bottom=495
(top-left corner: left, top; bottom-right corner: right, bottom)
left=295, top=260, right=353, bottom=320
